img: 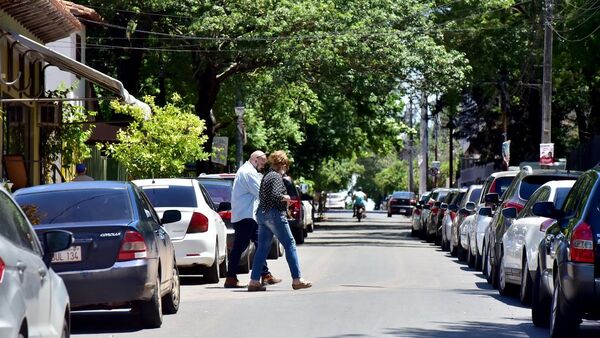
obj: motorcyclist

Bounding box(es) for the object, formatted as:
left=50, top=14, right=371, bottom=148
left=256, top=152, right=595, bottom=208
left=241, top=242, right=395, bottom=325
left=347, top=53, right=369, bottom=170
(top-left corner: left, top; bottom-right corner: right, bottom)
left=352, top=187, right=367, bottom=217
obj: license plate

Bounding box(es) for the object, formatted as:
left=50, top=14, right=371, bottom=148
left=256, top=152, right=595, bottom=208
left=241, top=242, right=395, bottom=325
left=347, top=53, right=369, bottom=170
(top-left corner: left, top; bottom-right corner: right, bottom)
left=52, top=246, right=82, bottom=263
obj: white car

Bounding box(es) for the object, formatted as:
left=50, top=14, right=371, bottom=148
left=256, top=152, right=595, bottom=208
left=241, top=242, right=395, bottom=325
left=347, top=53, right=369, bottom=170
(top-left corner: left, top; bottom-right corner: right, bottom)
left=134, top=179, right=227, bottom=283
left=301, top=200, right=315, bottom=232
left=325, top=192, right=346, bottom=209
left=500, top=180, right=575, bottom=304
left=0, top=186, right=72, bottom=338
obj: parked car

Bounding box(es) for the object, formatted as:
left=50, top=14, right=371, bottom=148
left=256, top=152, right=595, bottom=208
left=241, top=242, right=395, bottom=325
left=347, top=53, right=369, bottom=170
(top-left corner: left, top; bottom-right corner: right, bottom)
left=450, top=184, right=481, bottom=256
left=411, top=191, right=431, bottom=237
left=468, top=170, right=518, bottom=270
left=301, top=196, right=315, bottom=233
left=325, top=192, right=346, bottom=209
left=423, top=188, right=452, bottom=242
left=530, top=167, right=600, bottom=336
left=387, top=191, right=416, bottom=217
left=500, top=180, right=575, bottom=305
left=0, top=186, right=73, bottom=338
left=134, top=178, right=228, bottom=283
left=284, top=176, right=307, bottom=244
left=14, top=181, right=181, bottom=328
left=486, top=167, right=581, bottom=292
left=441, top=188, right=467, bottom=251
left=198, top=174, right=251, bottom=272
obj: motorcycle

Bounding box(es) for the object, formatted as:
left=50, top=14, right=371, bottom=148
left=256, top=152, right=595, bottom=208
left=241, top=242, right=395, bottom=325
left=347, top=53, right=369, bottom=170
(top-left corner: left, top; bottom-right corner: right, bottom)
left=356, top=204, right=366, bottom=222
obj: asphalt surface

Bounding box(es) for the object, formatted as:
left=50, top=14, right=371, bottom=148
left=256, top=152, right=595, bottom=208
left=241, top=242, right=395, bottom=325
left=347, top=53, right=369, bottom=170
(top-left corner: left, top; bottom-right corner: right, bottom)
left=71, top=211, right=600, bottom=337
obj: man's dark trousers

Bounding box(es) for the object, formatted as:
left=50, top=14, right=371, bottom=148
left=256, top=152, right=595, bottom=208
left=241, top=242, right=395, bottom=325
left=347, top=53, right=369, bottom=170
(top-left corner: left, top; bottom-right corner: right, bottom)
left=226, top=218, right=269, bottom=277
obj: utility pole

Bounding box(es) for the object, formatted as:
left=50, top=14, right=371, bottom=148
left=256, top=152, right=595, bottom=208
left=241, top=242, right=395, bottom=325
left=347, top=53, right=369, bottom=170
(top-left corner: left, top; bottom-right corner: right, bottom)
left=408, top=99, right=414, bottom=193
left=541, top=0, right=553, bottom=144
left=419, top=92, right=428, bottom=195
left=447, top=118, right=455, bottom=187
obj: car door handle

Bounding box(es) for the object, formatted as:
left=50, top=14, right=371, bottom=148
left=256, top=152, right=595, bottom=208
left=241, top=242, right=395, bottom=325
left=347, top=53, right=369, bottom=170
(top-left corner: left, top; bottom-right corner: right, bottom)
left=38, top=268, right=47, bottom=281
left=16, top=262, right=27, bottom=274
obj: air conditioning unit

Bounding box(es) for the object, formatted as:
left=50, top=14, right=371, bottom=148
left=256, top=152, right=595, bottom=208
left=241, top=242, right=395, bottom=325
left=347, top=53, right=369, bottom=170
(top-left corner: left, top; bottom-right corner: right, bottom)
left=38, top=104, right=61, bottom=126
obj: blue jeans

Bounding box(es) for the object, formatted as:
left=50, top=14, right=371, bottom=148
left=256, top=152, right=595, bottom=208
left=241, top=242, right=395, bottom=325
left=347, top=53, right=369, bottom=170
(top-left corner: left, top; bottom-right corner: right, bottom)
left=226, top=218, right=269, bottom=278
left=251, top=208, right=301, bottom=280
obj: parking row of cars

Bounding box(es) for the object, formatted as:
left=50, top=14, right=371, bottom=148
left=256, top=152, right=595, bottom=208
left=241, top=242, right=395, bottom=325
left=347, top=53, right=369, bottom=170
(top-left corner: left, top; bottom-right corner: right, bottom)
left=410, top=165, right=600, bottom=337
left=0, top=173, right=315, bottom=336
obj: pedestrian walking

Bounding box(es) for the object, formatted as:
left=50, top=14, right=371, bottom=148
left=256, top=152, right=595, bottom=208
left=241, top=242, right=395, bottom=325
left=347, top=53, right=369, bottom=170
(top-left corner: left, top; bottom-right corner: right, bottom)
left=72, top=163, right=94, bottom=181
left=224, top=150, right=281, bottom=288
left=248, top=150, right=312, bottom=292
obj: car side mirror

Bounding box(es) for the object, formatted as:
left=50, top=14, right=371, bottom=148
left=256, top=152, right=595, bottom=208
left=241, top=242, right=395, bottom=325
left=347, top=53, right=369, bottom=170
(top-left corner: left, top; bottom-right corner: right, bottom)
left=42, top=230, right=73, bottom=267
left=434, top=201, right=442, bottom=207
left=484, top=193, right=500, bottom=205
left=458, top=208, right=470, bottom=216
left=501, top=207, right=517, bottom=220
left=465, top=202, right=476, bottom=211
left=478, top=207, right=492, bottom=217
left=532, top=201, right=564, bottom=220
left=423, top=205, right=431, bottom=210
left=162, top=210, right=182, bottom=224
left=448, top=205, right=459, bottom=212
left=217, top=201, right=232, bottom=212
left=440, top=203, right=448, bottom=210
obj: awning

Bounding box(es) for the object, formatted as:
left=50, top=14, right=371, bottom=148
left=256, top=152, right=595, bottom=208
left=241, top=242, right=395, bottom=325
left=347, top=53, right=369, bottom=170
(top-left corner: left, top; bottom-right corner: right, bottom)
left=6, top=31, right=151, bottom=118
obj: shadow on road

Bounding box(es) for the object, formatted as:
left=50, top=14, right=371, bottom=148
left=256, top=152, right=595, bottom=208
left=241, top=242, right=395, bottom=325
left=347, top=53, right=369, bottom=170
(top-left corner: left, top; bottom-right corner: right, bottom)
left=71, top=310, right=144, bottom=334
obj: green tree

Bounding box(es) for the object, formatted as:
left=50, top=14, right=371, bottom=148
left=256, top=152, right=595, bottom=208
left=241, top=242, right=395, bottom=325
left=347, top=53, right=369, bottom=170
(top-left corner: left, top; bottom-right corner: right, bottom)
left=103, top=94, right=209, bottom=178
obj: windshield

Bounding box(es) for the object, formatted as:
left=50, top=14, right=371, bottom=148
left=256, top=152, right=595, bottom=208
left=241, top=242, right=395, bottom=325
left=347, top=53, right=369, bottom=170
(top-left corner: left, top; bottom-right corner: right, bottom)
left=469, top=188, right=482, bottom=203
left=142, top=185, right=197, bottom=208
left=199, top=180, right=233, bottom=204
left=392, top=192, right=414, bottom=199
left=492, top=177, right=514, bottom=197
left=15, top=189, right=132, bottom=225
left=553, top=187, right=571, bottom=210
left=520, top=176, right=576, bottom=201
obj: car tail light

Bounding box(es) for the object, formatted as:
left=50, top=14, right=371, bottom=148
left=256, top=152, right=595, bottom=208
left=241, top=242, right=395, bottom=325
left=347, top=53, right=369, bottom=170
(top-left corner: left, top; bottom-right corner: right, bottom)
left=218, top=210, right=231, bottom=222
left=117, top=231, right=148, bottom=261
left=188, top=212, right=209, bottom=233
left=410, top=199, right=416, bottom=205
left=414, top=209, right=421, bottom=216
left=0, top=257, right=5, bottom=283
left=569, top=221, right=594, bottom=263
left=427, top=200, right=434, bottom=207
left=431, top=207, right=439, bottom=215
left=539, top=219, right=555, bottom=232
left=289, top=199, right=301, bottom=219
left=389, top=199, right=397, bottom=206
left=504, top=201, right=524, bottom=214
left=450, top=211, right=456, bottom=222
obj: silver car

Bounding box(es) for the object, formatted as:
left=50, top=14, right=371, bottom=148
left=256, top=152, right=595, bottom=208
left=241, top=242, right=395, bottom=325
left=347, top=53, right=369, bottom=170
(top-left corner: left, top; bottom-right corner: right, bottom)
left=0, top=186, right=73, bottom=338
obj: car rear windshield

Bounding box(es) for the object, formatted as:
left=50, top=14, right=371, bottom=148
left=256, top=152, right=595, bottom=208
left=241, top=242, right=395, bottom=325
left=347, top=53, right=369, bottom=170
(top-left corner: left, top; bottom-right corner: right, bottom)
left=419, top=193, right=431, bottom=203
left=283, top=179, right=299, bottom=198
left=469, top=188, right=482, bottom=203
left=15, top=189, right=132, bottom=225
left=392, top=192, right=414, bottom=199
left=199, top=180, right=232, bottom=204
left=492, top=177, right=514, bottom=197
left=142, top=185, right=197, bottom=208
left=437, top=191, right=449, bottom=201
left=519, top=176, right=576, bottom=200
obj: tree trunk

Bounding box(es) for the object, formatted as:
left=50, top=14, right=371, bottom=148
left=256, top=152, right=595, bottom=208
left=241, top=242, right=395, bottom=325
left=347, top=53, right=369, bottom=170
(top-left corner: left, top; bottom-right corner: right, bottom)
left=194, top=60, right=221, bottom=174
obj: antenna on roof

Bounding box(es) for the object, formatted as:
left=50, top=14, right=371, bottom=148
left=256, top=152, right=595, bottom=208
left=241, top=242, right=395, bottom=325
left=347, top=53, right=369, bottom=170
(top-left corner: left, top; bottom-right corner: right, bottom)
left=151, top=171, right=155, bottom=184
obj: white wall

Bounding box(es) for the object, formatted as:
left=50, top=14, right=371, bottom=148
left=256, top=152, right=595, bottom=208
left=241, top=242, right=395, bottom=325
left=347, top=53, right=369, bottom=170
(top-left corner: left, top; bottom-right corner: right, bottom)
left=45, top=28, right=86, bottom=104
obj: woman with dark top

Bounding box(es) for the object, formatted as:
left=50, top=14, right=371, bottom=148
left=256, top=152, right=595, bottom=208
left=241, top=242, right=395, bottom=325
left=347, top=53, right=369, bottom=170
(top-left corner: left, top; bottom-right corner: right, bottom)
left=247, top=150, right=312, bottom=291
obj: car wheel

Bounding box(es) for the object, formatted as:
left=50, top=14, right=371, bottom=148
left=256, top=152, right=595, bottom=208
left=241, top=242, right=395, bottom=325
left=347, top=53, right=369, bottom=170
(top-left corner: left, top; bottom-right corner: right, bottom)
left=532, top=267, right=551, bottom=327
left=519, top=258, right=532, bottom=305
left=550, top=280, right=581, bottom=337
left=140, top=276, right=163, bottom=328
left=18, top=322, right=27, bottom=338
left=387, top=213, right=392, bottom=217
left=486, top=245, right=495, bottom=285
left=498, top=253, right=516, bottom=296
left=219, top=246, right=228, bottom=278
left=162, top=263, right=180, bottom=314
left=292, top=226, right=305, bottom=244
left=410, top=227, right=416, bottom=237
left=203, top=247, right=220, bottom=284
left=483, top=243, right=490, bottom=277
left=61, top=316, right=69, bottom=338
left=457, top=238, right=465, bottom=261
left=467, top=244, right=475, bottom=268
left=474, top=248, right=482, bottom=271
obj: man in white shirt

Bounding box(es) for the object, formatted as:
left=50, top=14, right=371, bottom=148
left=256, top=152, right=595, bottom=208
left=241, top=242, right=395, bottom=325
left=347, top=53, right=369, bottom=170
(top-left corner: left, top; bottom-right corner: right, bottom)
left=224, top=150, right=282, bottom=288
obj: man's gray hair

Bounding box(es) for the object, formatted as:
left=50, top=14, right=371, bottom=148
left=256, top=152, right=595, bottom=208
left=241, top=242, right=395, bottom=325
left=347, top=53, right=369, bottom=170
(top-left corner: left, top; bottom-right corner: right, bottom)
left=249, top=150, right=266, bottom=161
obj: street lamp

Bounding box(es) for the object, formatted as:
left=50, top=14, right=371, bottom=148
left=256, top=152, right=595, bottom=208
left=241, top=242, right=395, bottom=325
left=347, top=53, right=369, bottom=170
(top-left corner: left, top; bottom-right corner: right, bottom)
left=235, top=103, right=245, bottom=169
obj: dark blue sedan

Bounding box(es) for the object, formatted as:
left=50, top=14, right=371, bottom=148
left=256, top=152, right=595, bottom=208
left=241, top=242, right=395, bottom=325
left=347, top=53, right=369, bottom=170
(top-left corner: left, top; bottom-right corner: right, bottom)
left=13, top=181, right=181, bottom=328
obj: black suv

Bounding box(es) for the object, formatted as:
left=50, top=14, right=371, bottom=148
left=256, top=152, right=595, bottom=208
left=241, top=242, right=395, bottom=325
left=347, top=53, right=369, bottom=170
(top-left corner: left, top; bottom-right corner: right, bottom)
left=485, top=166, right=581, bottom=294
left=531, top=167, right=600, bottom=336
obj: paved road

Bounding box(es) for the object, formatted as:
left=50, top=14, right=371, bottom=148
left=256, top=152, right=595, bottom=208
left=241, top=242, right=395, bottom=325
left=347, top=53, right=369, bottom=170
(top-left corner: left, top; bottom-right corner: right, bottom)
left=71, top=211, right=600, bottom=337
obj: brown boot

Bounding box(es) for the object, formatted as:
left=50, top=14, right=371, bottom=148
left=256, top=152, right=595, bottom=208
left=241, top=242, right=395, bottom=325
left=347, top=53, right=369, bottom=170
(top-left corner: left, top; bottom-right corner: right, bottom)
left=224, top=277, right=247, bottom=289
left=261, top=273, right=282, bottom=285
